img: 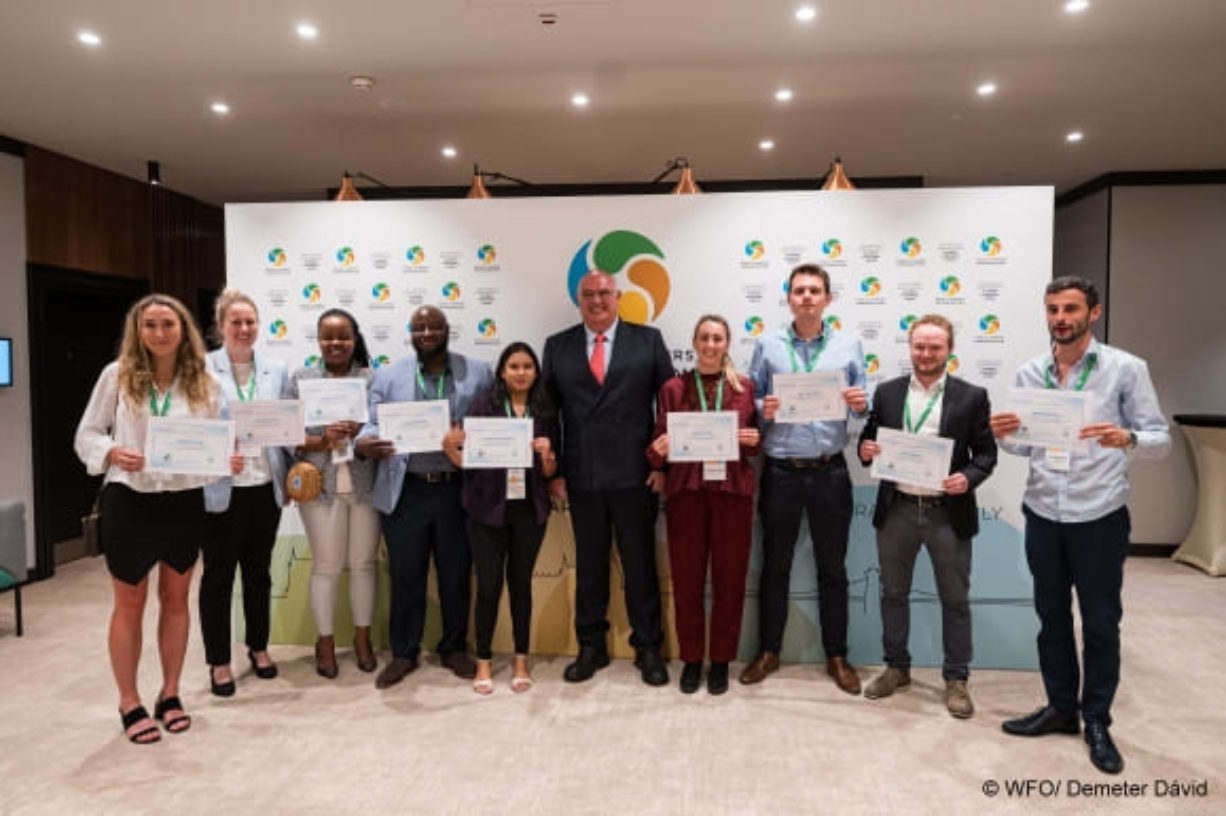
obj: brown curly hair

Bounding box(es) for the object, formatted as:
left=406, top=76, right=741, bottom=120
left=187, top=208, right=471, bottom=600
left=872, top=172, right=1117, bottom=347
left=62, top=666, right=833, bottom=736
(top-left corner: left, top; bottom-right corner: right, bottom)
left=117, top=294, right=214, bottom=412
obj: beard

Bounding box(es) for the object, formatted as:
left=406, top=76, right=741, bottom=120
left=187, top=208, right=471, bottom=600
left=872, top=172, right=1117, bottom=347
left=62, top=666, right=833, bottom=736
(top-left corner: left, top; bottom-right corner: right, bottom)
left=1050, top=318, right=1091, bottom=345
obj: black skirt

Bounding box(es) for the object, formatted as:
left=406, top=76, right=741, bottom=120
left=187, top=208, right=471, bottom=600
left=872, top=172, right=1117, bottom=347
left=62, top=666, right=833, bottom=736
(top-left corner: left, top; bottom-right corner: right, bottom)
left=100, top=483, right=206, bottom=585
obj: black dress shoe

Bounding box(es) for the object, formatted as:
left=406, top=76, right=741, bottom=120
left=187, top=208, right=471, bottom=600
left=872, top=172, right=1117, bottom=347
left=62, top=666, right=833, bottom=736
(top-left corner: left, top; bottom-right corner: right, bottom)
left=563, top=646, right=610, bottom=683
left=707, top=662, right=729, bottom=696
left=679, top=661, right=702, bottom=694
left=210, top=666, right=236, bottom=698
left=635, top=650, right=669, bottom=687
left=1085, top=722, right=1124, bottom=774
left=247, top=650, right=278, bottom=680
left=441, top=651, right=478, bottom=679
left=1001, top=705, right=1080, bottom=737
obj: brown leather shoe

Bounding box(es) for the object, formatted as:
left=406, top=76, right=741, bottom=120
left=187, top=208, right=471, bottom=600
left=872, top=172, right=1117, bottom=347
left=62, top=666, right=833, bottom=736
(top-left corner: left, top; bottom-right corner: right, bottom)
left=353, top=626, right=378, bottom=673
left=945, top=679, right=974, bottom=719
left=826, top=656, right=861, bottom=695
left=315, top=635, right=338, bottom=680
left=863, top=666, right=911, bottom=699
left=738, top=651, right=780, bottom=685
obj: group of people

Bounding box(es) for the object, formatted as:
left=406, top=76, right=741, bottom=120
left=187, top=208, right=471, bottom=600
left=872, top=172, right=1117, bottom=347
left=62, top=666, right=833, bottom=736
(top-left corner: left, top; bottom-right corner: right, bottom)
left=75, top=264, right=1169, bottom=776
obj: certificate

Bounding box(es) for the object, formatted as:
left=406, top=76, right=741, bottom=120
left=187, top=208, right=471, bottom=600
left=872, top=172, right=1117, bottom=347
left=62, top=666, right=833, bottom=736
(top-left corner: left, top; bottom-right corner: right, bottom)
left=667, top=411, right=738, bottom=463
left=145, top=418, right=235, bottom=477
left=378, top=401, right=451, bottom=454
left=232, top=400, right=304, bottom=455
left=869, top=427, right=954, bottom=492
left=462, top=417, right=533, bottom=469
left=297, top=378, right=369, bottom=426
left=773, top=370, right=845, bottom=423
left=1008, top=387, right=1089, bottom=451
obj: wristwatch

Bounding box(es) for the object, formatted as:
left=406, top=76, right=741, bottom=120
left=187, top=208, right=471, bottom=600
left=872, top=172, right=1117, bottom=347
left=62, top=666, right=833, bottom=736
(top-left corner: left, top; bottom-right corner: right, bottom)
left=1127, top=430, right=1138, bottom=449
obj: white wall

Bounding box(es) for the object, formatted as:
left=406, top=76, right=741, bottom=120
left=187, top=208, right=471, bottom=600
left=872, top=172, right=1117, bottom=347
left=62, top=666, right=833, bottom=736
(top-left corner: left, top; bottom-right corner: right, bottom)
left=1108, top=185, right=1226, bottom=544
left=0, top=153, right=34, bottom=567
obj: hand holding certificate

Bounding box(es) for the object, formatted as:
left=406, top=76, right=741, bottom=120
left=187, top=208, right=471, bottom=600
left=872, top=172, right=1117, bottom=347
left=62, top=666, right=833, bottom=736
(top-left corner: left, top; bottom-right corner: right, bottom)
left=145, top=418, right=236, bottom=477
left=232, top=400, right=305, bottom=455
left=667, top=411, right=738, bottom=462
left=298, top=378, right=369, bottom=426
left=869, top=427, right=954, bottom=492
left=377, top=401, right=451, bottom=454
left=772, top=371, right=846, bottom=423
left=1008, top=387, right=1089, bottom=451
left=462, top=417, right=533, bottom=469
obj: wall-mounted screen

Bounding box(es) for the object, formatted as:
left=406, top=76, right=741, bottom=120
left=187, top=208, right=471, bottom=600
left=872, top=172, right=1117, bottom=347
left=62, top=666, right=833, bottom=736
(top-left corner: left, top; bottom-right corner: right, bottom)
left=0, top=337, right=11, bottom=387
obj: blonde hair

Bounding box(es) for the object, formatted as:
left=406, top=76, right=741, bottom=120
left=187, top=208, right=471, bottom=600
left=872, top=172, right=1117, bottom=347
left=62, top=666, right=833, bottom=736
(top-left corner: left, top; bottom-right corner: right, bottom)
left=117, top=294, right=213, bottom=411
left=908, top=313, right=955, bottom=349
left=692, top=314, right=745, bottom=393
left=212, top=288, right=259, bottom=346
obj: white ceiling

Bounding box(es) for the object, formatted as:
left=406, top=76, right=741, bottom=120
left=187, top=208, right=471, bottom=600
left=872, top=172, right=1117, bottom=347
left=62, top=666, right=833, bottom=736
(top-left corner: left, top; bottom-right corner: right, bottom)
left=2, top=0, right=1224, bottom=204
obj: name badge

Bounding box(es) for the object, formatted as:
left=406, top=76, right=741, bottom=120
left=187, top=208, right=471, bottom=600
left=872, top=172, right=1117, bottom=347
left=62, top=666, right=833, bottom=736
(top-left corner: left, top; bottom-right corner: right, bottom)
left=506, top=468, right=527, bottom=500
left=1044, top=446, right=1071, bottom=472
left=332, top=440, right=355, bottom=464
left=703, top=460, right=726, bottom=481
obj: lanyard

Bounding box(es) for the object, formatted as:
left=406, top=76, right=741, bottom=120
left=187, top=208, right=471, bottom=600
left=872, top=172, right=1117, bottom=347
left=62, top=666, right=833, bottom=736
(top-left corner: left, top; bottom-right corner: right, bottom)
left=416, top=366, right=447, bottom=400
left=694, top=369, right=724, bottom=412
left=1045, top=352, right=1096, bottom=391
left=904, top=383, right=944, bottom=433
left=786, top=328, right=828, bottom=373
left=149, top=383, right=172, bottom=416
left=235, top=373, right=257, bottom=402
left=503, top=398, right=531, bottom=419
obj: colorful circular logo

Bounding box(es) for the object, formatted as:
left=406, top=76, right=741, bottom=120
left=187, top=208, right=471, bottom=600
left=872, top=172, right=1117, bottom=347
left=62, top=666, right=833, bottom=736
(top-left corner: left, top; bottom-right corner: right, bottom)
left=336, top=246, right=355, bottom=267
left=821, top=238, right=843, bottom=259
left=899, top=314, right=917, bottom=332
left=744, top=316, right=765, bottom=337
left=406, top=245, right=425, bottom=265
left=900, top=237, right=922, bottom=258
left=267, top=247, right=287, bottom=267
left=865, top=353, right=881, bottom=374
left=442, top=281, right=461, bottom=301
left=744, top=240, right=765, bottom=260
left=304, top=354, right=320, bottom=367
left=940, top=275, right=961, bottom=296
left=302, top=283, right=321, bottom=303
left=824, top=315, right=842, bottom=331
left=859, top=276, right=882, bottom=297
left=477, top=318, right=497, bottom=338
left=947, top=355, right=960, bottom=374
left=372, top=282, right=390, bottom=302
left=477, top=244, right=496, bottom=264
left=979, top=314, right=1001, bottom=335
left=567, top=230, right=670, bottom=324
left=372, top=354, right=390, bottom=369
left=980, top=236, right=1002, bottom=256
left=269, top=319, right=288, bottom=339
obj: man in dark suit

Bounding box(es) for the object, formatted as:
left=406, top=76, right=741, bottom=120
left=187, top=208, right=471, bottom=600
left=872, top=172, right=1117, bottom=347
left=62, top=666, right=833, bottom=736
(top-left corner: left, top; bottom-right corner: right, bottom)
left=857, top=314, right=997, bottom=718
left=542, top=270, right=675, bottom=685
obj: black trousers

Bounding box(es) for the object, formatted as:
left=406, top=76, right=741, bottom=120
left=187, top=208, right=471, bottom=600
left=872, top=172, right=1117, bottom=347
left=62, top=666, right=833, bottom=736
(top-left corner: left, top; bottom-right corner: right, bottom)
left=569, top=487, right=663, bottom=652
left=756, top=457, right=853, bottom=657
left=469, top=500, right=546, bottom=659
left=380, top=477, right=471, bottom=660
left=200, top=483, right=282, bottom=666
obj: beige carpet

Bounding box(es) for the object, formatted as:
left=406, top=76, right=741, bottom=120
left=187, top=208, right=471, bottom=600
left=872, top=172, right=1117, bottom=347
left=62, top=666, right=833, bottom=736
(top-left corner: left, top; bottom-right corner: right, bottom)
left=0, top=556, right=1220, bottom=815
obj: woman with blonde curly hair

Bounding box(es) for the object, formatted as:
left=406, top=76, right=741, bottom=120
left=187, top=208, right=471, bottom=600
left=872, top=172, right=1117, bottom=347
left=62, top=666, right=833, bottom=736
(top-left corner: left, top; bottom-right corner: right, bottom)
left=76, top=293, right=241, bottom=744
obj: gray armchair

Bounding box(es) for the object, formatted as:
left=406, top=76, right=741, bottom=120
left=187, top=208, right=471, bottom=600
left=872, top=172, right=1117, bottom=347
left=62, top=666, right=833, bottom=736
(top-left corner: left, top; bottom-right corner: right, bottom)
left=0, top=500, right=27, bottom=636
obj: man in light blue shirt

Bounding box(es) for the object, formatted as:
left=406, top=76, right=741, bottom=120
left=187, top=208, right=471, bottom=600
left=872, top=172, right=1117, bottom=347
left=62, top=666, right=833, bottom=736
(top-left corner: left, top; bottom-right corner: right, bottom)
left=991, top=276, right=1170, bottom=775
left=740, top=264, right=869, bottom=694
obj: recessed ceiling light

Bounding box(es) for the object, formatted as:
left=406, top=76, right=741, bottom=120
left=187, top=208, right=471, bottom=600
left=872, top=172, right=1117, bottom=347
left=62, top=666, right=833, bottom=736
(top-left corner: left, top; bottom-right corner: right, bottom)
left=296, top=22, right=318, bottom=40
left=77, top=30, right=101, bottom=47
left=441, top=146, right=457, bottom=159
left=211, top=102, right=231, bottom=115
left=1066, top=130, right=1084, bottom=143
left=977, top=82, right=997, bottom=97
left=759, top=139, right=776, bottom=152
left=775, top=88, right=794, bottom=103
left=571, top=92, right=589, bottom=108
left=795, top=6, right=817, bottom=23
left=1064, top=0, right=1090, bottom=14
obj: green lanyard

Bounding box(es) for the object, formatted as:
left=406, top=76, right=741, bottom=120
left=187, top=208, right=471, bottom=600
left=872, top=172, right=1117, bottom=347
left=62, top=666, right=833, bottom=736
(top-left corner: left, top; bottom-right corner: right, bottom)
left=904, top=383, right=944, bottom=433
left=786, top=328, right=828, bottom=373
left=503, top=398, right=531, bottom=419
left=235, top=373, right=257, bottom=402
left=149, top=384, right=172, bottom=416
left=694, top=369, right=724, bottom=412
left=416, top=366, right=447, bottom=400
left=1045, top=352, right=1097, bottom=391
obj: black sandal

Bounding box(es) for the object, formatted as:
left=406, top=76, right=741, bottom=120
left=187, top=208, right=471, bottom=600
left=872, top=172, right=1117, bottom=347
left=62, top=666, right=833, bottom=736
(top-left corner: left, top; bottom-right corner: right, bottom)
left=120, top=705, right=161, bottom=745
left=153, top=695, right=192, bottom=734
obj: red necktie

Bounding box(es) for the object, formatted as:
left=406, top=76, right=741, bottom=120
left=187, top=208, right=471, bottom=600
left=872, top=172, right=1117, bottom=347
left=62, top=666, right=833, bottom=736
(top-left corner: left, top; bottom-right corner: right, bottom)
left=590, top=333, right=606, bottom=385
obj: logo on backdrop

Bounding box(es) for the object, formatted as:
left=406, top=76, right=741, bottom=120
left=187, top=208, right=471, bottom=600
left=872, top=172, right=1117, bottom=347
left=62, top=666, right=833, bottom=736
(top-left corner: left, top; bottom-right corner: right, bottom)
left=372, top=282, right=391, bottom=302
left=900, top=237, right=922, bottom=258
left=477, top=244, right=497, bottom=265
left=269, top=319, right=288, bottom=339
left=864, top=353, right=881, bottom=375
left=825, top=314, right=842, bottom=332
left=336, top=246, right=356, bottom=268
left=304, top=354, right=320, bottom=368
left=980, top=236, right=1002, bottom=257
left=947, top=354, right=960, bottom=374
left=406, top=245, right=425, bottom=265
left=859, top=276, right=882, bottom=297
left=302, top=283, right=321, bottom=304
left=978, top=313, right=1001, bottom=335
left=939, top=275, right=961, bottom=296
left=744, top=240, right=765, bottom=261
left=372, top=354, right=390, bottom=369
left=442, top=281, right=462, bottom=302
left=477, top=318, right=497, bottom=339
left=744, top=316, right=765, bottom=337
left=898, top=314, right=917, bottom=332
left=821, top=238, right=843, bottom=259
left=267, top=247, right=287, bottom=267
left=567, top=229, right=671, bottom=324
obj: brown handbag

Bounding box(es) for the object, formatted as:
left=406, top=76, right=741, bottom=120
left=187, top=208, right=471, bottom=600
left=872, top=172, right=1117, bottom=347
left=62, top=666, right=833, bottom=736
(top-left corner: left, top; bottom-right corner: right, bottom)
left=285, top=460, right=323, bottom=503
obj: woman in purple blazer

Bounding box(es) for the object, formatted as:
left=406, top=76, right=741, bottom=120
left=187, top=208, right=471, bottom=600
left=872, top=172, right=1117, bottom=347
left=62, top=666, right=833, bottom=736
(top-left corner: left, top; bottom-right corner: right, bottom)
left=452, top=342, right=559, bottom=693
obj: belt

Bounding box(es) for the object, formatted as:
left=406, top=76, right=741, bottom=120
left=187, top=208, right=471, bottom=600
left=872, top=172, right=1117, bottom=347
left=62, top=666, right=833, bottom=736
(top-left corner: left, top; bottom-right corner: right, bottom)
left=772, top=453, right=845, bottom=470
left=894, top=492, right=945, bottom=508
left=410, top=471, right=457, bottom=484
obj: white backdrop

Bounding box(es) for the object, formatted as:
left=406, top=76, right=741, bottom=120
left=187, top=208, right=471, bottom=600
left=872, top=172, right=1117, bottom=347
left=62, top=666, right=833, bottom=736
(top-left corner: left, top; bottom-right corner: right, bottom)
left=226, top=187, right=1052, bottom=667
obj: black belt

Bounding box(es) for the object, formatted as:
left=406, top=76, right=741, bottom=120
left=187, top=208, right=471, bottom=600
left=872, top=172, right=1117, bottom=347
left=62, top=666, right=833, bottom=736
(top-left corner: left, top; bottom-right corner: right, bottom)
left=772, top=454, right=845, bottom=470
left=410, top=471, right=457, bottom=484
left=894, top=492, right=945, bottom=508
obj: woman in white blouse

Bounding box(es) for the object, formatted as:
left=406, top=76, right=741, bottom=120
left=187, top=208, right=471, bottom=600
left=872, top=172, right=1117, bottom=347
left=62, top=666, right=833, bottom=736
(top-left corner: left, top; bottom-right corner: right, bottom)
left=75, top=294, right=240, bottom=745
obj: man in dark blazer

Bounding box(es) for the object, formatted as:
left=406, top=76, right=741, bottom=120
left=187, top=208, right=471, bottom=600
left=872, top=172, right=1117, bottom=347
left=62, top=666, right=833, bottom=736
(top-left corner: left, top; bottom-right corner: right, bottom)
left=857, top=314, right=997, bottom=718
left=542, top=270, right=675, bottom=685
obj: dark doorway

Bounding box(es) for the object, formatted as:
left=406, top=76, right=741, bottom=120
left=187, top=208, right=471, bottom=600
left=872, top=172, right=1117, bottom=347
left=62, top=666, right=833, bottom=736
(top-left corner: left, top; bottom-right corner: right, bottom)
left=27, top=265, right=148, bottom=578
